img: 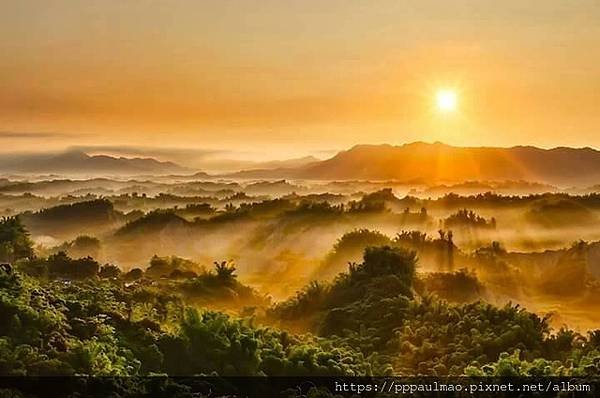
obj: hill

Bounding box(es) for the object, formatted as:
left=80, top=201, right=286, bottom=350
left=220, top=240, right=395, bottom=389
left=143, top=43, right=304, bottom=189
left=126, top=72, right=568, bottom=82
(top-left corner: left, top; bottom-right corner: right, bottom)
left=20, top=199, right=124, bottom=238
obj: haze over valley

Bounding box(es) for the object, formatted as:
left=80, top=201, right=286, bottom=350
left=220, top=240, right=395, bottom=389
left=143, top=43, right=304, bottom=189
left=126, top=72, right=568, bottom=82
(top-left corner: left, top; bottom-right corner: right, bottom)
left=2, top=143, right=600, bottom=334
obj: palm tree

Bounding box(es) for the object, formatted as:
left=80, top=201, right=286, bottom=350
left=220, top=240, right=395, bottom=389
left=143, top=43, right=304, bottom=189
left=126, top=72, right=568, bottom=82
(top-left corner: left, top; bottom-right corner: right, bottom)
left=214, top=261, right=236, bottom=281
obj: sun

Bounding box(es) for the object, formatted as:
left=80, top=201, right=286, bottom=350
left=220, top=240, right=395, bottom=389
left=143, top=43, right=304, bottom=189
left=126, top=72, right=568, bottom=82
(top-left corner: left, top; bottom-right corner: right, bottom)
left=436, top=89, right=458, bottom=113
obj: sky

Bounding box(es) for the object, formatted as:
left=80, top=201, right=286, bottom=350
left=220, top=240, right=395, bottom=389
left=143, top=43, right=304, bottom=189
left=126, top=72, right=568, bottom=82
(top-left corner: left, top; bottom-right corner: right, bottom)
left=1, top=0, right=599, bottom=159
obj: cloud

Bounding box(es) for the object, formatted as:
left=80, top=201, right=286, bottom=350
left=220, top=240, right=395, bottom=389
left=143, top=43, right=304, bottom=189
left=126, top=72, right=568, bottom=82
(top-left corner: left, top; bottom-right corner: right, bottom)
left=0, top=131, right=74, bottom=139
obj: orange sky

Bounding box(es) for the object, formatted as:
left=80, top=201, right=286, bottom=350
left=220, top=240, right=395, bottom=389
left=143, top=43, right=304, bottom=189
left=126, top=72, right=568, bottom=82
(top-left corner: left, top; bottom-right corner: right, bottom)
left=1, top=0, right=599, bottom=157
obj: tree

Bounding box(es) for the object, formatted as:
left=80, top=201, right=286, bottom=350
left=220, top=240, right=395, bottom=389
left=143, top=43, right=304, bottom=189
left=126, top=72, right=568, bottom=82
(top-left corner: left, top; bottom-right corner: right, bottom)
left=47, top=251, right=99, bottom=279
left=99, top=264, right=121, bottom=279
left=124, top=268, right=143, bottom=281
left=360, top=246, right=416, bottom=284
left=0, top=216, right=34, bottom=262
left=214, top=261, right=236, bottom=281
left=66, top=236, right=101, bottom=259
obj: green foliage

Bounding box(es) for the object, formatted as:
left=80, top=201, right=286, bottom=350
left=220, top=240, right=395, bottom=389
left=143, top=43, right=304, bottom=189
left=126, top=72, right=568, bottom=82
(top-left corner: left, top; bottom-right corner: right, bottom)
left=124, top=268, right=143, bottom=281
left=444, top=209, right=496, bottom=229
left=526, top=199, right=597, bottom=228
left=394, top=230, right=430, bottom=249
left=393, top=230, right=456, bottom=266
left=172, top=308, right=370, bottom=376
left=287, top=201, right=344, bottom=216
left=116, top=210, right=188, bottom=237
left=391, top=300, right=551, bottom=375
left=421, top=269, right=484, bottom=303
left=20, top=199, right=121, bottom=238
left=54, top=235, right=101, bottom=259
left=1, top=220, right=599, bottom=378
left=346, top=189, right=396, bottom=213
left=270, top=242, right=600, bottom=376
left=214, top=260, right=236, bottom=280
left=0, top=216, right=34, bottom=262
left=177, top=261, right=266, bottom=307
left=98, top=264, right=121, bottom=279
left=0, top=264, right=370, bottom=376
left=271, top=246, right=417, bottom=344
left=318, top=229, right=392, bottom=279
left=145, top=255, right=202, bottom=279
left=27, top=199, right=116, bottom=223
left=331, top=229, right=392, bottom=256
left=465, top=349, right=600, bottom=377
left=47, top=251, right=100, bottom=279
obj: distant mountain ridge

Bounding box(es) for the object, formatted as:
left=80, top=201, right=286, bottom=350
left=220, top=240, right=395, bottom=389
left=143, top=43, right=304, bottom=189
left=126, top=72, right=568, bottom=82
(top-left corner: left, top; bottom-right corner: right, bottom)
left=253, top=156, right=320, bottom=170
left=225, top=142, right=600, bottom=186
left=4, top=143, right=600, bottom=185
left=0, top=150, right=190, bottom=176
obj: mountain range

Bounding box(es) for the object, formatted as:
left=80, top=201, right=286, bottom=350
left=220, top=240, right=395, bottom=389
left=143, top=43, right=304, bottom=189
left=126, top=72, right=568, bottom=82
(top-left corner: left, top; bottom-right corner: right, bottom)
left=0, top=150, right=189, bottom=176
left=225, top=142, right=600, bottom=186
left=3, top=143, right=600, bottom=186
